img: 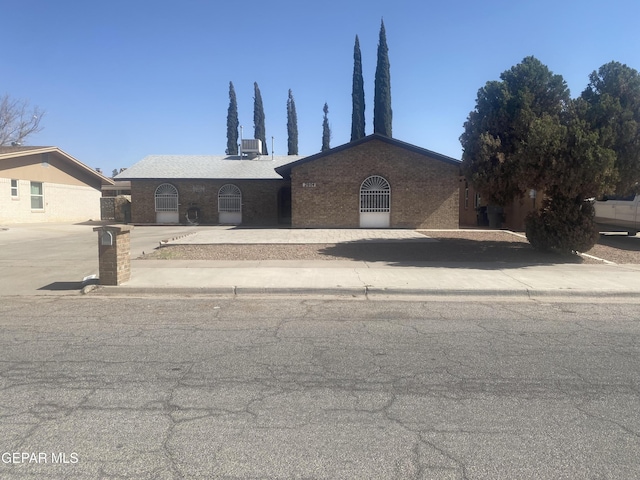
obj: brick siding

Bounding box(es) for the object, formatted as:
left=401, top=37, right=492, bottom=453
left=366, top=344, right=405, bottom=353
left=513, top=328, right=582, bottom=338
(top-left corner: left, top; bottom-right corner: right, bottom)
left=130, top=179, right=289, bottom=225
left=291, top=139, right=460, bottom=228
left=128, top=139, right=460, bottom=228
left=96, top=226, right=131, bottom=285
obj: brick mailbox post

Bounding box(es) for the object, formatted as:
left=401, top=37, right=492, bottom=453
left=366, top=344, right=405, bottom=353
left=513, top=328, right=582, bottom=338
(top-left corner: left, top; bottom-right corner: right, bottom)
left=93, top=225, right=133, bottom=285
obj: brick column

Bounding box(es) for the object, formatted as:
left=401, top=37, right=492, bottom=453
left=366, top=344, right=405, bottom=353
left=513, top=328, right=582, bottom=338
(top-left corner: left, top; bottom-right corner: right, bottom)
left=93, top=225, right=133, bottom=285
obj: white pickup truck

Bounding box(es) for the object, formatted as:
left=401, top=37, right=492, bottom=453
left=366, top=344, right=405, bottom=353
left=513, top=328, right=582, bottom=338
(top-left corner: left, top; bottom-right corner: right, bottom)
left=594, top=194, right=639, bottom=236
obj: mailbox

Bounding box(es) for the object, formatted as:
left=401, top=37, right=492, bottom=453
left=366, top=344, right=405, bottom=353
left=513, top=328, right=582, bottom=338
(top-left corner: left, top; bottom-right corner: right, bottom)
left=100, top=231, right=114, bottom=246
left=93, top=225, right=133, bottom=285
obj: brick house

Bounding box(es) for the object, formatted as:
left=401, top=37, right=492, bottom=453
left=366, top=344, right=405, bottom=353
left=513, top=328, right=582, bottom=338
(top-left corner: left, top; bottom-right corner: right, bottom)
left=117, top=150, right=302, bottom=225
left=118, top=134, right=460, bottom=228
left=276, top=135, right=460, bottom=228
left=0, top=146, right=114, bottom=224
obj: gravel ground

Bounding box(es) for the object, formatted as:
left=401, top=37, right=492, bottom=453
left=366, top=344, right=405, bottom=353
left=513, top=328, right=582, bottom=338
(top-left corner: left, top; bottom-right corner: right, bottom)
left=140, top=230, right=640, bottom=264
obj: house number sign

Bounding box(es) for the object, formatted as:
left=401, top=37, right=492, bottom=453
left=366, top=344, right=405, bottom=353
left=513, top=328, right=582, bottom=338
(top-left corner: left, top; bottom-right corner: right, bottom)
left=302, top=182, right=316, bottom=188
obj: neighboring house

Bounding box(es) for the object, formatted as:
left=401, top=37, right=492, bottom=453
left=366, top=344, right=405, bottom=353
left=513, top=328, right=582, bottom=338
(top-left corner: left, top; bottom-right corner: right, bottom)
left=0, top=146, right=114, bottom=224
left=117, top=134, right=461, bottom=228
left=459, top=180, right=539, bottom=231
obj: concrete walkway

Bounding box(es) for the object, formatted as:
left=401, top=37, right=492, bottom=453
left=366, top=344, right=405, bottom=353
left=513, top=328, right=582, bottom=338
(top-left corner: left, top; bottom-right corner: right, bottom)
left=111, top=259, right=640, bottom=298
left=162, top=226, right=436, bottom=244
left=90, top=227, right=640, bottom=299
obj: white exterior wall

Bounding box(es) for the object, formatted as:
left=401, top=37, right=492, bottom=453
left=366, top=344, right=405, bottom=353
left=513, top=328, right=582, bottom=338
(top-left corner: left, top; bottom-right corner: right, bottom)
left=0, top=177, right=101, bottom=223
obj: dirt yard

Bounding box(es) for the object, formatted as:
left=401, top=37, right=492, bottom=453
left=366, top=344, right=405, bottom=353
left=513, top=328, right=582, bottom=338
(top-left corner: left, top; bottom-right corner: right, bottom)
left=141, top=230, right=640, bottom=264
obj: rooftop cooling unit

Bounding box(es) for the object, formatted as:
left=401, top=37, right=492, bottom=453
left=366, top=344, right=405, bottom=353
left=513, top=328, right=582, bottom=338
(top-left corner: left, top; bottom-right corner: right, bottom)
left=241, top=139, right=262, bottom=154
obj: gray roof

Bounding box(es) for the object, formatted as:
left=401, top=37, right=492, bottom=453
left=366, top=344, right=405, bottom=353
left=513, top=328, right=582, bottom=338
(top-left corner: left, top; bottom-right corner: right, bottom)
left=116, top=154, right=306, bottom=180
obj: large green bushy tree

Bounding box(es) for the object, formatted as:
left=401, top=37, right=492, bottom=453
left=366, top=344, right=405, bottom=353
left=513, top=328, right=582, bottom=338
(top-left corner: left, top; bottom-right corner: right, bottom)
left=461, top=56, right=617, bottom=253
left=373, top=19, right=392, bottom=137
left=351, top=35, right=365, bottom=141
left=226, top=81, right=239, bottom=155
left=581, top=61, right=640, bottom=195
left=461, top=56, right=571, bottom=206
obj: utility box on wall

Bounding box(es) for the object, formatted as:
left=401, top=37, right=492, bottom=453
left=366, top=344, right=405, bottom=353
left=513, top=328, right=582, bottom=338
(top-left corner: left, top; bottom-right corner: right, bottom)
left=93, top=225, right=133, bottom=285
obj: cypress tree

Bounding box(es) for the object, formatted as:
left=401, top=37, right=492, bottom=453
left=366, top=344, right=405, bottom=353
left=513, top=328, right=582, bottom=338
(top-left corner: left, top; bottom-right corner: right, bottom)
left=253, top=82, right=268, bottom=155
left=226, top=81, right=239, bottom=155
left=322, top=103, right=331, bottom=151
left=374, top=19, right=392, bottom=137
left=351, top=35, right=365, bottom=141
left=287, top=89, right=299, bottom=155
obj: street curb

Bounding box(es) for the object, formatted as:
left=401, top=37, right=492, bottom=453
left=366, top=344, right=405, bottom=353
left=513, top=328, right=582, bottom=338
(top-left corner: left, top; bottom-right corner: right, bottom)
left=87, top=286, right=366, bottom=297
left=85, top=285, right=640, bottom=299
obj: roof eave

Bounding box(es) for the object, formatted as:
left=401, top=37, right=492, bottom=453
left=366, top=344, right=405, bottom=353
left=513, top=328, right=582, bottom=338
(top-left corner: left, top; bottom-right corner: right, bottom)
left=0, top=146, right=114, bottom=185
left=275, top=134, right=461, bottom=178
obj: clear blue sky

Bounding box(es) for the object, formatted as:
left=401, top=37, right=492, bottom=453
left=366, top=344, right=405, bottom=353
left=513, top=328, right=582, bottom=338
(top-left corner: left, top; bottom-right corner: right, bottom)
left=4, top=0, right=639, bottom=175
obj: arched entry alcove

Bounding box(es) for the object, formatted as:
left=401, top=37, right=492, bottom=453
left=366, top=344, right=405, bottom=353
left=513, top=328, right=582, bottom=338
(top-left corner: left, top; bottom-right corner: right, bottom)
left=218, top=184, right=242, bottom=224
left=154, top=183, right=179, bottom=224
left=359, top=175, right=390, bottom=228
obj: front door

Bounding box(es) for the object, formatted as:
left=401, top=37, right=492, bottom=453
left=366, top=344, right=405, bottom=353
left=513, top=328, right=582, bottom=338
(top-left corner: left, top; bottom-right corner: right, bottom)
left=278, top=186, right=292, bottom=225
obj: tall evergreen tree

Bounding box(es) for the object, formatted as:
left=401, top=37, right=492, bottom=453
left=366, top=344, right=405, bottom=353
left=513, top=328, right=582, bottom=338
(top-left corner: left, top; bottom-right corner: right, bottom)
left=226, top=81, right=239, bottom=155
left=373, top=19, right=392, bottom=137
left=287, top=89, right=298, bottom=155
left=351, top=35, right=365, bottom=141
left=253, top=82, right=268, bottom=155
left=321, top=103, right=331, bottom=151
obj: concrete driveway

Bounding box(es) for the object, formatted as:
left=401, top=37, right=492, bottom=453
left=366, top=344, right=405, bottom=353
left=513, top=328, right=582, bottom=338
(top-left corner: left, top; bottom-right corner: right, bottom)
left=0, top=223, right=198, bottom=296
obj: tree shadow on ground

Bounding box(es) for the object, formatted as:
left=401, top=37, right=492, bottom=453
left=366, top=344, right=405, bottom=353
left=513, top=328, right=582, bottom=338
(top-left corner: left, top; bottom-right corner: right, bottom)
left=318, top=238, right=584, bottom=268
left=74, top=220, right=112, bottom=226
left=38, top=277, right=99, bottom=291
left=597, top=234, right=640, bottom=252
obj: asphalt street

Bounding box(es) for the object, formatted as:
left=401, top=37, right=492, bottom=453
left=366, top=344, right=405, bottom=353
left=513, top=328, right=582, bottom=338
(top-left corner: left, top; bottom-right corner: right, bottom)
left=1, top=296, right=639, bottom=479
